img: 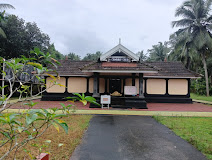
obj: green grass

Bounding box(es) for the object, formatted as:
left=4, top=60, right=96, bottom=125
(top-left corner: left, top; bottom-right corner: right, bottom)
left=154, top=116, right=212, bottom=159
left=191, top=93, right=212, bottom=102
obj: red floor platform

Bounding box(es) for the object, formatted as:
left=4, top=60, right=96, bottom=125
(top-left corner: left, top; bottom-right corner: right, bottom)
left=9, top=99, right=212, bottom=112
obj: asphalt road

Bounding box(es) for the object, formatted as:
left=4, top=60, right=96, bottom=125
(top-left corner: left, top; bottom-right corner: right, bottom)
left=70, top=115, right=206, bottom=160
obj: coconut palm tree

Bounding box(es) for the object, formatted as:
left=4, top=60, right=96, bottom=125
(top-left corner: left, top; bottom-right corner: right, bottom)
left=147, top=42, right=170, bottom=62
left=0, top=3, right=15, bottom=38
left=172, top=0, right=212, bottom=96
left=168, top=32, right=201, bottom=70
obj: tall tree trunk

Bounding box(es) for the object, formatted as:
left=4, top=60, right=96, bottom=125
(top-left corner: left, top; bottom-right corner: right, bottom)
left=201, top=53, right=209, bottom=96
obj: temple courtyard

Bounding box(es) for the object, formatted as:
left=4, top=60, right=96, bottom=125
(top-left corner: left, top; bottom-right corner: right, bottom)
left=9, top=99, right=212, bottom=112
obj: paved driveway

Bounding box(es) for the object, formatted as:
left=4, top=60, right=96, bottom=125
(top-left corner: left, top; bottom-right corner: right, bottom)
left=70, top=115, right=206, bottom=160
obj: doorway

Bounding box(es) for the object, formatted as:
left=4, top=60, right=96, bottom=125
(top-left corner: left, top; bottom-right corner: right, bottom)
left=109, top=79, right=121, bottom=94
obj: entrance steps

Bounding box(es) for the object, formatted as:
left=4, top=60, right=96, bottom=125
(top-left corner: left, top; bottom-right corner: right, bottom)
left=90, top=96, right=148, bottom=109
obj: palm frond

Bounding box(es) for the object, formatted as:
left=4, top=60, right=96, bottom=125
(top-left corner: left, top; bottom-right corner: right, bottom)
left=204, top=31, right=212, bottom=50
left=193, top=30, right=206, bottom=49
left=183, top=1, right=192, bottom=8
left=172, top=19, right=194, bottom=28
left=206, top=15, right=212, bottom=23
left=205, top=0, right=212, bottom=13
left=0, top=4, right=15, bottom=9
left=175, top=6, right=195, bottom=20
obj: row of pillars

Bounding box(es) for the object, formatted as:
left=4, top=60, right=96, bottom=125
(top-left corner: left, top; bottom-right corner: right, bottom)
left=92, top=73, right=144, bottom=98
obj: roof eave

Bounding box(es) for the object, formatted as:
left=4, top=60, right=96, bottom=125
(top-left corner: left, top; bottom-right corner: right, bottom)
left=144, top=76, right=201, bottom=79
left=82, top=70, right=158, bottom=73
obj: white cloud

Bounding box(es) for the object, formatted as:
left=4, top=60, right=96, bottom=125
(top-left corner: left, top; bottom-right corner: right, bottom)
left=4, top=0, right=183, bottom=56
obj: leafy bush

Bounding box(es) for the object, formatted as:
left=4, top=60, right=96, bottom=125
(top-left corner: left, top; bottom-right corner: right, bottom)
left=0, top=48, right=99, bottom=159
left=191, top=79, right=212, bottom=96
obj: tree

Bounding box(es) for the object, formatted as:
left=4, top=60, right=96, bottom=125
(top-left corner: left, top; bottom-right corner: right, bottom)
left=67, top=52, right=81, bottom=60
left=47, top=44, right=64, bottom=60
left=0, top=15, right=50, bottom=59
left=0, top=48, right=69, bottom=159
left=0, top=3, right=15, bottom=38
left=147, top=42, right=170, bottom=61
left=172, top=0, right=212, bottom=96
left=136, top=50, right=147, bottom=62
left=168, top=32, right=201, bottom=70
left=0, top=48, right=99, bottom=159
left=82, top=51, right=102, bottom=61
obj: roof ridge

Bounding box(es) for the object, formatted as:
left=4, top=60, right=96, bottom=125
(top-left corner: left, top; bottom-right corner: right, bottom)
left=58, top=60, right=94, bottom=62
left=142, top=62, right=161, bottom=71
left=79, top=61, right=98, bottom=70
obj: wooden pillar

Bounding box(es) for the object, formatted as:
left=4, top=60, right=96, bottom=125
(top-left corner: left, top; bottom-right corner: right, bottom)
left=132, top=73, right=135, bottom=86
left=144, top=78, right=147, bottom=95
left=65, top=77, right=68, bottom=93
left=122, top=78, right=125, bottom=95
left=43, top=76, right=47, bottom=94
left=30, top=83, right=33, bottom=96
left=104, top=78, right=108, bottom=94
left=86, top=77, right=89, bottom=93
left=108, top=78, right=110, bottom=93
left=2, top=60, right=5, bottom=98
left=139, top=73, right=144, bottom=98
left=97, top=77, right=100, bottom=93
left=165, top=78, right=169, bottom=96
left=187, top=78, right=190, bottom=97
left=93, top=72, right=100, bottom=97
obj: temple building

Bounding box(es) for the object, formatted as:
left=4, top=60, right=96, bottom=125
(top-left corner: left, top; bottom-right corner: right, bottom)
left=42, top=42, right=200, bottom=109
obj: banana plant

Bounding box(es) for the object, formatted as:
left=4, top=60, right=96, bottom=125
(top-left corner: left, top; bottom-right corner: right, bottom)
left=66, top=93, right=100, bottom=106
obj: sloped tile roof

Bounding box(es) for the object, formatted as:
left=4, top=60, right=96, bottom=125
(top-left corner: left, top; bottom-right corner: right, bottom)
left=81, top=61, right=157, bottom=72
left=47, top=60, right=200, bottom=78
left=144, top=61, right=201, bottom=78
left=47, top=60, right=93, bottom=76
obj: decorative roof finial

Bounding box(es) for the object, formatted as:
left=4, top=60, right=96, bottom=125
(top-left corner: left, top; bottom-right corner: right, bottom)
left=119, top=38, right=121, bottom=44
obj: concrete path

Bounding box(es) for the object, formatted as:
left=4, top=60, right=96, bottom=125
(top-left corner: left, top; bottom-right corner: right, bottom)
left=5, top=109, right=212, bottom=117
left=193, top=99, right=212, bottom=105
left=70, top=115, right=206, bottom=160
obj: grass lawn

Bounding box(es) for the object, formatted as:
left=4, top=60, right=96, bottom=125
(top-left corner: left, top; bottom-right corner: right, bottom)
left=191, top=93, right=212, bottom=102
left=0, top=115, right=93, bottom=159
left=154, top=116, right=212, bottom=159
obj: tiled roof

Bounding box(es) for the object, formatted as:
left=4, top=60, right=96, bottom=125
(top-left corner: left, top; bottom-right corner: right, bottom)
left=47, top=60, right=93, bottom=76
left=81, top=62, right=157, bottom=72
left=47, top=60, right=200, bottom=78
left=144, top=62, right=201, bottom=78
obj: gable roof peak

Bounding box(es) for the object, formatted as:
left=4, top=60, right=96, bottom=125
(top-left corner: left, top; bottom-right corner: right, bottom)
left=100, top=42, right=139, bottom=62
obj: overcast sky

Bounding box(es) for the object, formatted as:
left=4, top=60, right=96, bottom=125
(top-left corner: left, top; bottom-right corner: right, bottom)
left=4, top=0, right=183, bottom=57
